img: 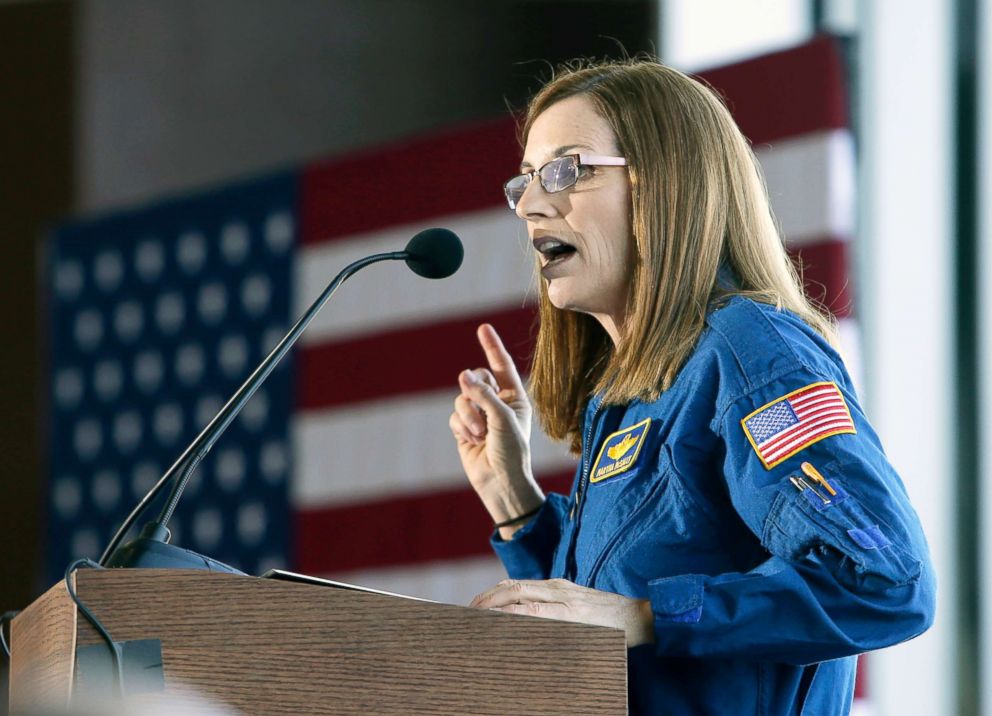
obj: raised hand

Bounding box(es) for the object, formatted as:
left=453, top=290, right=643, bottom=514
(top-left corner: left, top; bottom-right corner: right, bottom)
left=449, top=324, right=544, bottom=535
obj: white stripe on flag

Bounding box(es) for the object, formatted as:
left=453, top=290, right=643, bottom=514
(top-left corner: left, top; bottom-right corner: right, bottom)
left=755, top=128, right=856, bottom=246
left=297, top=209, right=533, bottom=345
left=293, top=388, right=576, bottom=507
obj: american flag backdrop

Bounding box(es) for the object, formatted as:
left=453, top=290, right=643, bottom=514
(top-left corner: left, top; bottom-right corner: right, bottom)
left=42, top=35, right=865, bottom=708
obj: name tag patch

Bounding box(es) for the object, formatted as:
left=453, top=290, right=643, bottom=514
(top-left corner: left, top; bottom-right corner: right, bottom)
left=590, top=418, right=651, bottom=483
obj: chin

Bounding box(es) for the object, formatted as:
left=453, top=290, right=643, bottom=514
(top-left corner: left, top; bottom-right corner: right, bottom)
left=546, top=284, right=590, bottom=315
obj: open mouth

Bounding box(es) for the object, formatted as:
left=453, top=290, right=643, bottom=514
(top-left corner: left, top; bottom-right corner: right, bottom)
left=534, top=237, right=577, bottom=265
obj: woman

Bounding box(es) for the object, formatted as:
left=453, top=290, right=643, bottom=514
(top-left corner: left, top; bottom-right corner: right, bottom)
left=449, top=59, right=935, bottom=715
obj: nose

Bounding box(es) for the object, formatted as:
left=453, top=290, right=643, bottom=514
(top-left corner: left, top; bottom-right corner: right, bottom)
left=514, top=176, right=559, bottom=221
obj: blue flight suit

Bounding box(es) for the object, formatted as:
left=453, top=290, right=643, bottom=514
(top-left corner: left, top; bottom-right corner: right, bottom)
left=492, top=295, right=936, bottom=715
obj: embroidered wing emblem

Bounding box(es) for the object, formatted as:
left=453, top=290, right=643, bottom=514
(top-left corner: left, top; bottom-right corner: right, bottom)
left=590, top=418, right=651, bottom=483
left=607, top=433, right=638, bottom=461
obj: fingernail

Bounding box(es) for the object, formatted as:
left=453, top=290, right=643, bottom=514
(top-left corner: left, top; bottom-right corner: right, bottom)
left=463, top=371, right=479, bottom=384
left=470, top=422, right=483, bottom=436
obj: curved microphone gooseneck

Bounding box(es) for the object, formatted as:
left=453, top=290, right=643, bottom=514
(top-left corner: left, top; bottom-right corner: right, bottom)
left=99, top=228, right=463, bottom=570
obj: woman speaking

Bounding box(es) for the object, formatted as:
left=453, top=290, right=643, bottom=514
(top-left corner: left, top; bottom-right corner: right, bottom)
left=449, top=59, right=935, bottom=715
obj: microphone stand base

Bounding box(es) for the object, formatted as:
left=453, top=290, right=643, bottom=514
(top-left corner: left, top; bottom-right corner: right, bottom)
left=104, top=537, right=245, bottom=574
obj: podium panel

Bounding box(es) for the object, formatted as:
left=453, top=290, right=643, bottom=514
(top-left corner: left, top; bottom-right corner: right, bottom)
left=10, top=569, right=627, bottom=714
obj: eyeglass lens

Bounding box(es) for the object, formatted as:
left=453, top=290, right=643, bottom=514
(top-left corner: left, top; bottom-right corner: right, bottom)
left=504, top=156, right=578, bottom=209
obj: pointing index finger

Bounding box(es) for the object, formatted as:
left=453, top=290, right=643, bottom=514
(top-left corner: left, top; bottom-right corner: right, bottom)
left=477, top=323, right=524, bottom=392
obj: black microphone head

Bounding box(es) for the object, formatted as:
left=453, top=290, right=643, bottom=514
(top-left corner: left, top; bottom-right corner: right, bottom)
left=404, top=228, right=464, bottom=279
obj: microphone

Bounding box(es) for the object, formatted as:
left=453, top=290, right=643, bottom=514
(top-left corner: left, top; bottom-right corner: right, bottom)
left=100, top=228, right=464, bottom=570
left=405, top=227, right=463, bottom=278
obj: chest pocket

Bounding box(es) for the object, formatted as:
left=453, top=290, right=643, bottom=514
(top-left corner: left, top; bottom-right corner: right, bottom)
left=761, top=460, right=922, bottom=591
left=582, top=441, right=725, bottom=591
left=578, top=424, right=659, bottom=542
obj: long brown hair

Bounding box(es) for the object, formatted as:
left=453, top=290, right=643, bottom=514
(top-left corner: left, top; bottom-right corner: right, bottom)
left=525, top=58, right=840, bottom=454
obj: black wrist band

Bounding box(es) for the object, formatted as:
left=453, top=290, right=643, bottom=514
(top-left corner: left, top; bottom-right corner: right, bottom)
left=494, top=503, right=543, bottom=529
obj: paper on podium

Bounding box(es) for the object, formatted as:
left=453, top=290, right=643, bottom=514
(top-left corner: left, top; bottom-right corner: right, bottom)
left=260, top=568, right=438, bottom=603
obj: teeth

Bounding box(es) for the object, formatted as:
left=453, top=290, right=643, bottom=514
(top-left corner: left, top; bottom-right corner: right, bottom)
left=537, top=239, right=565, bottom=253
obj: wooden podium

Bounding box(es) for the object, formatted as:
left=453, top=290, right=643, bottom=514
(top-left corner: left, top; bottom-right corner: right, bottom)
left=9, top=569, right=627, bottom=714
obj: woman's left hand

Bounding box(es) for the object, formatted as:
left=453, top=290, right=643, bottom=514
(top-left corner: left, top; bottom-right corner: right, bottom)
left=469, top=578, right=655, bottom=647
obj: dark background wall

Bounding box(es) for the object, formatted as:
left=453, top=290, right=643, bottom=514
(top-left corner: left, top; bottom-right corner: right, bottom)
left=75, top=0, right=658, bottom=212
left=0, top=4, right=73, bottom=705
left=0, top=0, right=655, bottom=706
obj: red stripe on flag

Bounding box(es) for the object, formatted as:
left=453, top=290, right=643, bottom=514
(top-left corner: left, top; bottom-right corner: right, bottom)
left=698, top=35, right=848, bottom=145
left=855, top=654, right=867, bottom=698
left=792, top=397, right=844, bottom=419
left=762, top=420, right=848, bottom=458
left=301, top=117, right=521, bottom=244
left=763, top=419, right=855, bottom=462
left=293, top=470, right=575, bottom=574
left=790, top=384, right=838, bottom=402
left=793, top=404, right=847, bottom=422
left=788, top=239, right=854, bottom=318
left=790, top=393, right=841, bottom=411
left=793, top=394, right=834, bottom=408
left=296, top=305, right=538, bottom=411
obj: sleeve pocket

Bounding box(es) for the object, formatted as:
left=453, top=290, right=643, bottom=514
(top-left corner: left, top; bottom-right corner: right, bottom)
left=647, top=573, right=705, bottom=623
left=761, top=481, right=922, bottom=592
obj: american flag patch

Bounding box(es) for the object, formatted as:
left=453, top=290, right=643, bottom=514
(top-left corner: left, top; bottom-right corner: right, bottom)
left=741, top=381, right=856, bottom=469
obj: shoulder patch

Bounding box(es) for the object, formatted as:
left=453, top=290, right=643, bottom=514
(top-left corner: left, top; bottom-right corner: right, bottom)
left=590, top=418, right=651, bottom=483
left=741, top=382, right=856, bottom=470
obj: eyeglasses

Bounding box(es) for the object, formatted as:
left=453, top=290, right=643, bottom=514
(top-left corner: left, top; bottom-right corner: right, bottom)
left=503, top=153, right=627, bottom=210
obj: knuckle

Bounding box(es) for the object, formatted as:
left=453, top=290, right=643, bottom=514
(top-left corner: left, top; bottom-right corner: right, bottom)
left=473, top=372, right=496, bottom=392
left=475, top=380, right=494, bottom=395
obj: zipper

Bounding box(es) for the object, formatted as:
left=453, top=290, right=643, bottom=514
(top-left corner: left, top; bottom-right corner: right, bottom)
left=570, top=400, right=602, bottom=520
left=585, top=471, right=669, bottom=585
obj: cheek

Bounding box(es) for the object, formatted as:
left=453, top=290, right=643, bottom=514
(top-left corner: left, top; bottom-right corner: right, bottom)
left=598, top=185, right=633, bottom=262
left=574, top=199, right=632, bottom=261
left=602, top=206, right=634, bottom=271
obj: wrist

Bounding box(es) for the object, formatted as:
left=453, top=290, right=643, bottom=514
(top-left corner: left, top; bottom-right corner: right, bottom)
left=627, top=599, right=656, bottom=647
left=492, top=491, right=545, bottom=542
left=477, top=464, right=541, bottom=521
left=484, top=484, right=544, bottom=525
left=494, top=503, right=543, bottom=528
